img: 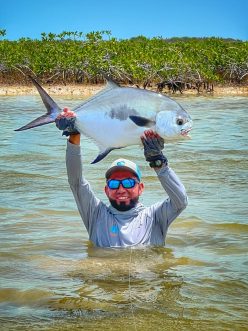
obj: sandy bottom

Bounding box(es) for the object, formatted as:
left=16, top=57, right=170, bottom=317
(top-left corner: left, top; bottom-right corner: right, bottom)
left=0, top=84, right=248, bottom=96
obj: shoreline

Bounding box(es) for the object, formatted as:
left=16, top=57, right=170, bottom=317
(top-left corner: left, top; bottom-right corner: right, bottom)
left=0, top=84, right=248, bottom=97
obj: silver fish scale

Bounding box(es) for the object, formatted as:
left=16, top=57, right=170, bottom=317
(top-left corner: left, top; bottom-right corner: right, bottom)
left=73, top=86, right=183, bottom=120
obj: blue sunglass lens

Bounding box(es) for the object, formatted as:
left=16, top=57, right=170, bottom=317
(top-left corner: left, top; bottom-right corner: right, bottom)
left=108, top=179, right=120, bottom=189
left=122, top=178, right=135, bottom=188
left=107, top=178, right=137, bottom=189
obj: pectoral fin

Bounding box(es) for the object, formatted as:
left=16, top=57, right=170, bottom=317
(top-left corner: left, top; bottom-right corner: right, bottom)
left=91, top=147, right=124, bottom=164
left=129, top=115, right=155, bottom=127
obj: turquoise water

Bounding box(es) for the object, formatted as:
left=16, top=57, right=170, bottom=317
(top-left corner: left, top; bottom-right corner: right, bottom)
left=0, top=95, right=247, bottom=330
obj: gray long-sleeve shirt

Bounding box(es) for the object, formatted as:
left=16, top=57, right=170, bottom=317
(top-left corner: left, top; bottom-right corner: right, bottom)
left=66, top=141, right=188, bottom=247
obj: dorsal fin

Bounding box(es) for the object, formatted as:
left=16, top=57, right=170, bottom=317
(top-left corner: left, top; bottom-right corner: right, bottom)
left=106, top=77, right=120, bottom=89
left=72, top=74, right=120, bottom=112
left=100, top=72, right=120, bottom=89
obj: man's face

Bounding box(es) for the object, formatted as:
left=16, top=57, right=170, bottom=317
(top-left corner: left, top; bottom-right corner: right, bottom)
left=105, top=169, right=144, bottom=211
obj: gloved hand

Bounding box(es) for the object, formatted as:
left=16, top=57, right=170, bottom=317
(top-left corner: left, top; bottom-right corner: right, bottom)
left=55, top=108, right=79, bottom=136
left=141, top=130, right=168, bottom=167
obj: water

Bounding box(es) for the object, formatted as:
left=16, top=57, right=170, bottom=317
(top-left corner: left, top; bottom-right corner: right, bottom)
left=0, top=95, right=247, bottom=330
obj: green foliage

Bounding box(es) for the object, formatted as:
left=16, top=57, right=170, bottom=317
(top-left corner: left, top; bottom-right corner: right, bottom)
left=0, top=31, right=247, bottom=89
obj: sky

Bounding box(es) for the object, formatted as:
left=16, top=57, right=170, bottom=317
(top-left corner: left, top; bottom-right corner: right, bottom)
left=1, top=0, right=247, bottom=41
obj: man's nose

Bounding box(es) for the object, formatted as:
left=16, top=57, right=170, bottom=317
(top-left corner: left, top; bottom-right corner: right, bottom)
left=117, top=184, right=126, bottom=192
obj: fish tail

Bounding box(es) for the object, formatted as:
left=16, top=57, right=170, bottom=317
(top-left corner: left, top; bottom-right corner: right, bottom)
left=15, top=76, right=61, bottom=131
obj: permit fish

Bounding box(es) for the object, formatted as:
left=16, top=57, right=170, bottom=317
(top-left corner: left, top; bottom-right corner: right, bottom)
left=15, top=76, right=193, bottom=163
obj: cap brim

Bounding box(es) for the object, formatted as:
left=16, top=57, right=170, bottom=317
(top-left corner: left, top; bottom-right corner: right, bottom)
left=105, top=165, right=139, bottom=180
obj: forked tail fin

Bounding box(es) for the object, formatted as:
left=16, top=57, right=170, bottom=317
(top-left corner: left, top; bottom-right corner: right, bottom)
left=15, top=76, right=61, bottom=131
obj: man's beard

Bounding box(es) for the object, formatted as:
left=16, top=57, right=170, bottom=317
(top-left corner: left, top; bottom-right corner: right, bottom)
left=109, top=197, right=139, bottom=211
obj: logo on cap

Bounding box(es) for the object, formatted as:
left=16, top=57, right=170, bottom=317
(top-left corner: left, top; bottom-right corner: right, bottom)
left=117, top=161, right=125, bottom=166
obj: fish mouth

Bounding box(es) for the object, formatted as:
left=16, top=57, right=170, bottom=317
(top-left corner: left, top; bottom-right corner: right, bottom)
left=180, top=128, right=192, bottom=137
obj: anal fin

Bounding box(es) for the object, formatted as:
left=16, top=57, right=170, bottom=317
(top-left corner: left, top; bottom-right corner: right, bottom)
left=91, top=147, right=123, bottom=164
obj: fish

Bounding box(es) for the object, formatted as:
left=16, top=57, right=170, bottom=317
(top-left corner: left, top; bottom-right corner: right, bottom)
left=15, top=76, right=193, bottom=163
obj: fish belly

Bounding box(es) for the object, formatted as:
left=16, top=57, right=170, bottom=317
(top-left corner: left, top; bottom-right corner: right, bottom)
left=76, top=112, right=146, bottom=150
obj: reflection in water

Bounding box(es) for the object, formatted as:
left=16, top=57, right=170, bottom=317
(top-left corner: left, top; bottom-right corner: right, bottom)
left=1, top=96, right=248, bottom=330
left=46, top=245, right=187, bottom=331
left=52, top=246, right=183, bottom=312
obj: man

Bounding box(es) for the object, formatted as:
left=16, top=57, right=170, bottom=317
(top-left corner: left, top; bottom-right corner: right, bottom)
left=56, top=108, right=188, bottom=247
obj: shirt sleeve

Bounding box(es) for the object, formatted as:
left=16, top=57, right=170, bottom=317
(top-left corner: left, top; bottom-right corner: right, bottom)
left=152, top=164, right=188, bottom=231
left=66, top=141, right=102, bottom=233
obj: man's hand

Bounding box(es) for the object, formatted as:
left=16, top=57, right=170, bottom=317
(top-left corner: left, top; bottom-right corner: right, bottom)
left=141, top=130, right=168, bottom=168
left=55, top=108, right=79, bottom=137
left=141, top=130, right=164, bottom=160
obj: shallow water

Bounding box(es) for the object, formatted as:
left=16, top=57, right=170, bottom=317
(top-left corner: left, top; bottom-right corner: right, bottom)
left=0, top=95, right=248, bottom=331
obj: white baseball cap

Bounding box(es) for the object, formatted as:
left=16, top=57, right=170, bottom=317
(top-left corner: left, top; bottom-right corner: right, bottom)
left=105, top=158, right=142, bottom=181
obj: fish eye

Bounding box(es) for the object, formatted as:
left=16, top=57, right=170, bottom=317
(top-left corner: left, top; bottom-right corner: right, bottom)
left=176, top=118, right=184, bottom=126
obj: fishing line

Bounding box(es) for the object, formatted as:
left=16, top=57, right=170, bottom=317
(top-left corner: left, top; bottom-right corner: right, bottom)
left=128, top=246, right=138, bottom=331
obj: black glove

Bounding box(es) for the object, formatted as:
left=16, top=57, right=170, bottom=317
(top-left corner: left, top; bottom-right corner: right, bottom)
left=55, top=116, right=79, bottom=136
left=141, top=130, right=168, bottom=168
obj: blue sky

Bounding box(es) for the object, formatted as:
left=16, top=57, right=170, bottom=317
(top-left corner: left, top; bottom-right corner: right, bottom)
left=1, top=0, right=247, bottom=40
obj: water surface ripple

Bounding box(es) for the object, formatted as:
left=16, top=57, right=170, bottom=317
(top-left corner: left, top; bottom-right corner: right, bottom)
left=0, top=95, right=247, bottom=330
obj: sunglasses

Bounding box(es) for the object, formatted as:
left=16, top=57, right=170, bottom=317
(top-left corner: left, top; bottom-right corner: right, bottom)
left=107, top=178, right=139, bottom=189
